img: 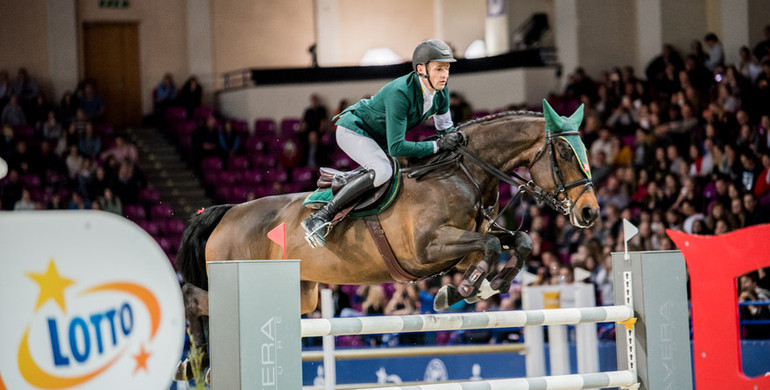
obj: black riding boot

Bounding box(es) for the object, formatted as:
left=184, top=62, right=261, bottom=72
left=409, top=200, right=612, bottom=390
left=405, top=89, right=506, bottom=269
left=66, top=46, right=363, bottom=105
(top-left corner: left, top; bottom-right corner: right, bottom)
left=302, top=170, right=376, bottom=248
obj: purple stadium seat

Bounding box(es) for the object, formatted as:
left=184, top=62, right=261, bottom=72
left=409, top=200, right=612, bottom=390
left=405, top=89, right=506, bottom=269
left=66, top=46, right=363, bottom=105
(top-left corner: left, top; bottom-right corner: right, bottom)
left=245, top=136, right=266, bottom=155
left=154, top=236, right=175, bottom=254
left=215, top=186, right=233, bottom=202
left=166, top=106, right=187, bottom=123
left=175, top=120, right=196, bottom=137
left=251, top=154, right=277, bottom=168
left=20, top=174, right=42, bottom=188
left=292, top=167, right=315, bottom=187
left=193, top=106, right=214, bottom=124
left=13, top=125, right=35, bottom=139
left=280, top=118, right=301, bottom=134
left=201, top=156, right=224, bottom=172
left=216, top=171, right=236, bottom=186
left=162, top=219, right=186, bottom=235
left=229, top=185, right=250, bottom=203
left=139, top=188, right=161, bottom=204
left=150, top=203, right=175, bottom=220
left=232, top=119, right=249, bottom=136
left=30, top=188, right=50, bottom=203
left=239, top=169, right=263, bottom=185
left=124, top=204, right=147, bottom=221
left=228, top=155, right=250, bottom=170
left=137, top=220, right=161, bottom=236
left=95, top=123, right=115, bottom=136
left=471, top=110, right=490, bottom=119
left=254, top=118, right=277, bottom=135
left=263, top=168, right=288, bottom=183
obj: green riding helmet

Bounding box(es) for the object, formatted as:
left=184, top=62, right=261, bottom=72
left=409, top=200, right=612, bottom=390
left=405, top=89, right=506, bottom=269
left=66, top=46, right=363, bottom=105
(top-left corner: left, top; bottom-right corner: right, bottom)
left=412, top=39, right=456, bottom=72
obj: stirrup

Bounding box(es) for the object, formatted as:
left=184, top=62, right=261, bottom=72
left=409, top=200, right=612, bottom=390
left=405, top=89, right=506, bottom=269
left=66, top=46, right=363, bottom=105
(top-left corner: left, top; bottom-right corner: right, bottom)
left=301, top=219, right=332, bottom=248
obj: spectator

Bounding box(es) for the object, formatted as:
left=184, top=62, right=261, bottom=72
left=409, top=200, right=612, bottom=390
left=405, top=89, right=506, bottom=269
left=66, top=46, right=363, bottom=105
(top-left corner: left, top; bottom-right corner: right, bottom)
left=0, top=70, right=10, bottom=110
left=753, top=25, right=770, bottom=62
left=1, top=94, right=26, bottom=126
left=739, top=287, right=770, bottom=339
left=13, top=188, right=36, bottom=211
left=703, top=33, right=724, bottom=72
left=99, top=189, right=122, bottom=216
left=78, top=122, right=102, bottom=159
left=302, top=130, right=331, bottom=168
left=191, top=116, right=219, bottom=173
left=79, top=82, right=105, bottom=121
left=58, top=91, right=78, bottom=128
left=300, top=93, right=328, bottom=135
left=42, top=110, right=62, bottom=142
left=449, top=92, right=473, bottom=124
left=177, top=76, right=203, bottom=119
left=739, top=46, right=763, bottom=83
left=12, top=68, right=39, bottom=110
left=155, top=73, right=177, bottom=112
left=29, top=94, right=50, bottom=127
left=64, top=145, right=82, bottom=179
left=218, top=120, right=241, bottom=166
left=100, top=136, right=138, bottom=164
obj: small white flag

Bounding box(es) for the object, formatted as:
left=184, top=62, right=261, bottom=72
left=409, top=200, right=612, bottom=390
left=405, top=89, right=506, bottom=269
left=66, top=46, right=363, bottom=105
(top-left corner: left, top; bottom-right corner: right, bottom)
left=520, top=270, right=539, bottom=286
left=574, top=267, right=592, bottom=282
left=623, top=219, right=639, bottom=260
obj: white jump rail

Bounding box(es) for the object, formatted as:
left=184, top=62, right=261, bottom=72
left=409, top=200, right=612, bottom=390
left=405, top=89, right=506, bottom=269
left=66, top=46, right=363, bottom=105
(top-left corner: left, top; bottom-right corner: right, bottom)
left=301, top=305, right=633, bottom=338
left=373, top=370, right=636, bottom=390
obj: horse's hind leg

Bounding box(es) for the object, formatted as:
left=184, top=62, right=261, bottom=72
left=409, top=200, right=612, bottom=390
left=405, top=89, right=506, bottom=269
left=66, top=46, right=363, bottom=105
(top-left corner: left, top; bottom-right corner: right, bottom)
left=175, top=283, right=210, bottom=382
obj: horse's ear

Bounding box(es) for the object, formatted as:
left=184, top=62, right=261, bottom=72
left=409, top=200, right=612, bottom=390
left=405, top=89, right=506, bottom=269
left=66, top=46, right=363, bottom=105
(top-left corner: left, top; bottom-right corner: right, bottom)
left=569, top=103, right=585, bottom=127
left=542, top=99, right=563, bottom=134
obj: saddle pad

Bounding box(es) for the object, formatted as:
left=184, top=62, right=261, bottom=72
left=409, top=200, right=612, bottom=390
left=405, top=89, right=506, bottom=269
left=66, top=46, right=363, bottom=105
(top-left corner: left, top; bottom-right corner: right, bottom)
left=302, top=159, right=401, bottom=218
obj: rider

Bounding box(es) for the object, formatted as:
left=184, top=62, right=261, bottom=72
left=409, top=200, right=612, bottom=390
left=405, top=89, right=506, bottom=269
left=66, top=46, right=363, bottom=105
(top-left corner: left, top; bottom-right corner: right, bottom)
left=302, top=39, right=465, bottom=248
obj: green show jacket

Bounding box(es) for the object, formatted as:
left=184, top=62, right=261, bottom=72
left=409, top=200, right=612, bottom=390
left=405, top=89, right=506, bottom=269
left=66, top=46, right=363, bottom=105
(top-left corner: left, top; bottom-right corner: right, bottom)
left=334, top=72, right=451, bottom=158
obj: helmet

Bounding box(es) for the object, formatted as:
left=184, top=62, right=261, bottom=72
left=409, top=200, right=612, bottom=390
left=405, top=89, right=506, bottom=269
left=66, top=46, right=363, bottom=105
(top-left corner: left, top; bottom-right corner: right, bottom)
left=412, top=40, right=456, bottom=72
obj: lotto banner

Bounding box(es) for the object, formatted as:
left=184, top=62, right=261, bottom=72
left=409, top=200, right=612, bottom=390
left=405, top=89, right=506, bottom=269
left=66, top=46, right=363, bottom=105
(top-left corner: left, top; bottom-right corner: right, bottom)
left=0, top=211, right=185, bottom=390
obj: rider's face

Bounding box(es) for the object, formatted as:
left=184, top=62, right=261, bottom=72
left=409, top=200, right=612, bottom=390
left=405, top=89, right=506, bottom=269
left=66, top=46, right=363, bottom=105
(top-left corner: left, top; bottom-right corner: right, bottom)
left=423, top=62, right=450, bottom=91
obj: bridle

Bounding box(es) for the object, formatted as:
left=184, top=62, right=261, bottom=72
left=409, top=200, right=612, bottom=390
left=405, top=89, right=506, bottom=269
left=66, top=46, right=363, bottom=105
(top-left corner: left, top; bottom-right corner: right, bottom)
left=453, top=129, right=593, bottom=218
left=524, top=130, right=594, bottom=215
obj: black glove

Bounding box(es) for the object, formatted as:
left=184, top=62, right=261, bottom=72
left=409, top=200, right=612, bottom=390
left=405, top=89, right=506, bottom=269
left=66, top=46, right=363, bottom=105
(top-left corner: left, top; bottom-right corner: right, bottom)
left=437, top=132, right=463, bottom=152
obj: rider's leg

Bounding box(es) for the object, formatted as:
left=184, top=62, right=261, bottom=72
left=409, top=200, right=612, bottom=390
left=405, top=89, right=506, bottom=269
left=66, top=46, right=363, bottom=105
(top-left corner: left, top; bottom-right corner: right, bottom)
left=335, top=126, right=392, bottom=187
left=302, top=126, right=391, bottom=247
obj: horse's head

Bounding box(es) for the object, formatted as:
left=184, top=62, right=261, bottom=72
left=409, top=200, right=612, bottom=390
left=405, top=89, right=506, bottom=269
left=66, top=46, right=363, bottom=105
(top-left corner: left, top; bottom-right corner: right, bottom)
left=528, top=99, right=600, bottom=228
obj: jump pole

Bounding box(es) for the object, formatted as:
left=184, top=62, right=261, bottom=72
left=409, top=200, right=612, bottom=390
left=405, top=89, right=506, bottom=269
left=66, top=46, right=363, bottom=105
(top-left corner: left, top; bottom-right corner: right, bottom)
left=208, top=250, right=692, bottom=389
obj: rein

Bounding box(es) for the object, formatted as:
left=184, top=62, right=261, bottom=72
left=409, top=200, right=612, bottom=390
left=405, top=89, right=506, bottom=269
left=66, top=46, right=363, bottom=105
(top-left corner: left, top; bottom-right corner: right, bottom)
left=400, top=128, right=593, bottom=229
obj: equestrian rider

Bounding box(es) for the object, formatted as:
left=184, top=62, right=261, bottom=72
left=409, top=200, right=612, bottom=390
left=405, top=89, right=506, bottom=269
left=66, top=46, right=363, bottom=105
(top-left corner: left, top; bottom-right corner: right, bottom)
left=302, top=39, right=465, bottom=248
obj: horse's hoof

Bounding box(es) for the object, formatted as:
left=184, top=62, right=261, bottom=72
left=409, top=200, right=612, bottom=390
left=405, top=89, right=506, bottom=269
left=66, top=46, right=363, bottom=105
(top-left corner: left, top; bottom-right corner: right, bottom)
left=173, top=359, right=192, bottom=381
left=434, top=285, right=464, bottom=311
left=205, top=367, right=211, bottom=384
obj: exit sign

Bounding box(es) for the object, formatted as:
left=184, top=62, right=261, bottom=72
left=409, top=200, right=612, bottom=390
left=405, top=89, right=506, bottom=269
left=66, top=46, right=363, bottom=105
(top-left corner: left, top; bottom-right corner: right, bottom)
left=99, top=0, right=129, bottom=8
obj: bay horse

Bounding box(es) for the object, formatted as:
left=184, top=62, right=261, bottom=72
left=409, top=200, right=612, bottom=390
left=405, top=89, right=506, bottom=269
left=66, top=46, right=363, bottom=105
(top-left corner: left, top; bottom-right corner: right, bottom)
left=174, top=101, right=599, bottom=381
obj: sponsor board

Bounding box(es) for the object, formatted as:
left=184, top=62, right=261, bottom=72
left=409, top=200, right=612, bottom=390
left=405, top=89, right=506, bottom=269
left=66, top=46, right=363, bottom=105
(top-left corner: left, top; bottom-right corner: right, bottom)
left=0, top=211, right=185, bottom=389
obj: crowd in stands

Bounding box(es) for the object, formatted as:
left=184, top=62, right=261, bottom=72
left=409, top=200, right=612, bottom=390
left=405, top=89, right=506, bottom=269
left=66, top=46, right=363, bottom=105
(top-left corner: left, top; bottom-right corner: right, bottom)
left=5, top=28, right=770, bottom=347
left=0, top=68, right=190, bottom=270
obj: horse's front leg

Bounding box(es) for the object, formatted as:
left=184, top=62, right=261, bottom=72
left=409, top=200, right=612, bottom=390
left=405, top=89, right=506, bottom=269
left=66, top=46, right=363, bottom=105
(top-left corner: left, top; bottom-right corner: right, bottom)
left=425, top=226, right=501, bottom=311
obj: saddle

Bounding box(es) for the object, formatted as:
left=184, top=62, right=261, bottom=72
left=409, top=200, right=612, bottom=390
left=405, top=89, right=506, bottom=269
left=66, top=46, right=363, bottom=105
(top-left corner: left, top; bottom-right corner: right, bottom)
left=302, top=158, right=401, bottom=218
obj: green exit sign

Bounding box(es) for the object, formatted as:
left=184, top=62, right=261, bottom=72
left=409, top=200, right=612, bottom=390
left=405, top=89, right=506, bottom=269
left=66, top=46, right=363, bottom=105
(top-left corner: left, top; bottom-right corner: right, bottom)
left=99, top=0, right=129, bottom=8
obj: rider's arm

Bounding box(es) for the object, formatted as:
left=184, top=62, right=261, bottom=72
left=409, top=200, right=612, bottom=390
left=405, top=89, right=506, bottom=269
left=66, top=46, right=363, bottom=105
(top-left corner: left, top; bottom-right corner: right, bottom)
left=385, top=91, right=438, bottom=158
left=434, top=91, right=454, bottom=134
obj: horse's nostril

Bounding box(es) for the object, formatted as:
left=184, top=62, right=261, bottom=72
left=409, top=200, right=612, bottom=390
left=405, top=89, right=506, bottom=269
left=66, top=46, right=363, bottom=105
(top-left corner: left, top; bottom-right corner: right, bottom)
left=581, top=206, right=597, bottom=222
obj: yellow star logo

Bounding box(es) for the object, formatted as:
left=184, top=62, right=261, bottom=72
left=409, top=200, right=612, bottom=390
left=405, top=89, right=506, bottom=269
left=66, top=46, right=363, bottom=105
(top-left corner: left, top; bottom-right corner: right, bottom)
left=133, top=344, right=151, bottom=374
left=26, top=259, right=75, bottom=313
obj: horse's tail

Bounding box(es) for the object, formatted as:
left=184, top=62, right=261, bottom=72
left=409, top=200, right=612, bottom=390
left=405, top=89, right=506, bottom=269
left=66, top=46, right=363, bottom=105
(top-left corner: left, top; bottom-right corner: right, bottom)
left=177, top=204, right=234, bottom=291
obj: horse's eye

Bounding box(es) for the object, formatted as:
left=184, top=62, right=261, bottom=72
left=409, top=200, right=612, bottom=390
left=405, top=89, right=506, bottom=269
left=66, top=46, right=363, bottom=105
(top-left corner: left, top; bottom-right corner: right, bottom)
left=559, top=145, right=572, bottom=160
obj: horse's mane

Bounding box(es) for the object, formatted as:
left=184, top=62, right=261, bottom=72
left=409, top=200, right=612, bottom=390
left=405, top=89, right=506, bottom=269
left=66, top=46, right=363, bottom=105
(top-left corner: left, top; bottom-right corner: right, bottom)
left=455, top=110, right=544, bottom=131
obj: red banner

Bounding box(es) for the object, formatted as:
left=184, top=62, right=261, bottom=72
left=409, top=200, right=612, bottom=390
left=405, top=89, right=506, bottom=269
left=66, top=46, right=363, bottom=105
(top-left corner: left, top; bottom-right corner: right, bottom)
left=668, top=224, right=770, bottom=390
